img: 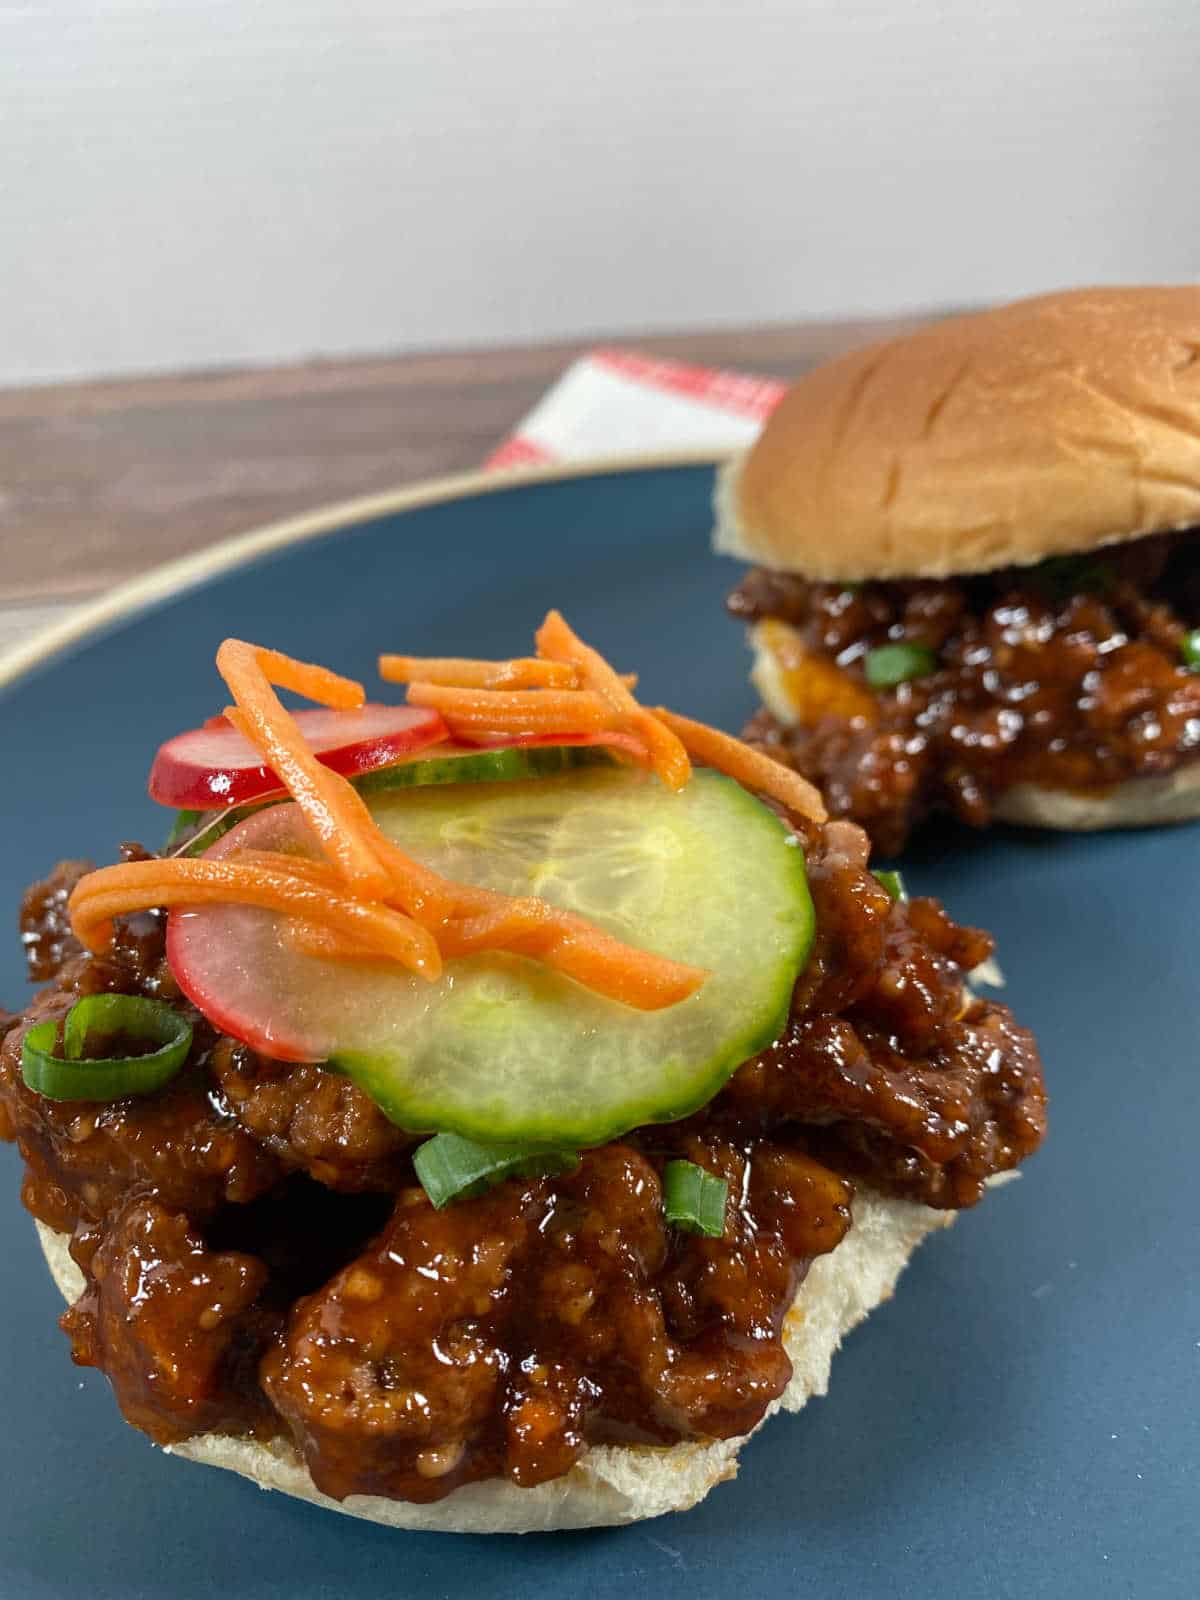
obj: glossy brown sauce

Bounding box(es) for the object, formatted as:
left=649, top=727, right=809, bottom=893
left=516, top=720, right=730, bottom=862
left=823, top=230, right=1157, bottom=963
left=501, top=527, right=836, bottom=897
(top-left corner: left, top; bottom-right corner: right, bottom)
left=0, top=819, right=1046, bottom=1502
left=730, top=530, right=1200, bottom=854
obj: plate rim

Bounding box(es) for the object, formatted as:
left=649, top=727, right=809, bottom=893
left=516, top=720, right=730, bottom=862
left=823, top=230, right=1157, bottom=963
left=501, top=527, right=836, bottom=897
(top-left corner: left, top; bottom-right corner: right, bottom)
left=0, top=449, right=725, bottom=692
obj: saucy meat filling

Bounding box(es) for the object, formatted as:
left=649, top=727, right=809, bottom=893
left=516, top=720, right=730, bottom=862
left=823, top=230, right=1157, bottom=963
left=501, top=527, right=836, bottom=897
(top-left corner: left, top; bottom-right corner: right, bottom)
left=730, top=529, right=1200, bottom=854
left=0, top=814, right=1045, bottom=1503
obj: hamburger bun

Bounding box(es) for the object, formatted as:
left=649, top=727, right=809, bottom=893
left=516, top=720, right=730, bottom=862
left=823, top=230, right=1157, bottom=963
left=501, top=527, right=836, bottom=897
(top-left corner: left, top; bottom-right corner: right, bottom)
left=35, top=1190, right=952, bottom=1533
left=714, top=286, right=1200, bottom=583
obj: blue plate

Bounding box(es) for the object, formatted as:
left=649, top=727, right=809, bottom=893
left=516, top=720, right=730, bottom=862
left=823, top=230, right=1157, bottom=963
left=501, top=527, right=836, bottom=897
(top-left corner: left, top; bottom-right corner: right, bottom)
left=1, top=463, right=1195, bottom=1599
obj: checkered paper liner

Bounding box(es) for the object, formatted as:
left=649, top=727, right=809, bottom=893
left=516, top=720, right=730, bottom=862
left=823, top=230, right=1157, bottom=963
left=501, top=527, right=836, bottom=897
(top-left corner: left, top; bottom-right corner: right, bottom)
left=484, top=348, right=785, bottom=470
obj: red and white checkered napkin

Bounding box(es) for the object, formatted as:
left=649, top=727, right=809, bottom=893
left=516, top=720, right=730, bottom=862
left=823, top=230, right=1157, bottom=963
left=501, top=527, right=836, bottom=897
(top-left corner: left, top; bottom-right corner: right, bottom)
left=484, top=348, right=785, bottom=470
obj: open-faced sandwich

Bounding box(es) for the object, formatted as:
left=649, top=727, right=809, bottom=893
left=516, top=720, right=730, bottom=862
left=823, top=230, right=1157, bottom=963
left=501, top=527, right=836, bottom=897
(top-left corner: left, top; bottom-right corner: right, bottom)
left=0, top=615, right=1046, bottom=1532
left=716, top=286, right=1200, bottom=854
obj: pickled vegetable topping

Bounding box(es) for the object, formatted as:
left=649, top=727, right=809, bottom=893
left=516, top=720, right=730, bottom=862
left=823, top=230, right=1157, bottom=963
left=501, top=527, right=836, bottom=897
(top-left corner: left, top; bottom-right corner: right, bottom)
left=58, top=617, right=826, bottom=1143
left=165, top=771, right=814, bottom=1144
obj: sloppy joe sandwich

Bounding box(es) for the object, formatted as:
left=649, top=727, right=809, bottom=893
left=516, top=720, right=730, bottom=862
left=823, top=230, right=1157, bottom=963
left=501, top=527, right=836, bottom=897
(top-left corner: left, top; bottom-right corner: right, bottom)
left=0, top=615, right=1046, bottom=1532
left=716, top=287, right=1200, bottom=854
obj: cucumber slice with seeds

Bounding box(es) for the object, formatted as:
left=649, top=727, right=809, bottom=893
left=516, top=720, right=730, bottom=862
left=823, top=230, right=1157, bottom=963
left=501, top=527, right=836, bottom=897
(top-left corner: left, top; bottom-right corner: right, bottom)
left=167, top=769, right=814, bottom=1146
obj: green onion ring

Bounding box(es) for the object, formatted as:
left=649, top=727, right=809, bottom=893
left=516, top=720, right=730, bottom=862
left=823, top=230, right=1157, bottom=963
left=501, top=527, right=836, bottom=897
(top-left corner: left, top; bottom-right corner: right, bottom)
left=413, top=1131, right=580, bottom=1209
left=1181, top=629, right=1200, bottom=670
left=21, top=994, right=193, bottom=1102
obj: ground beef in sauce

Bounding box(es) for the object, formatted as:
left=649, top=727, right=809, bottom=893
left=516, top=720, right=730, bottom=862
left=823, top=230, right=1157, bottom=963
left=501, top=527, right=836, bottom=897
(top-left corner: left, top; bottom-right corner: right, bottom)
left=730, top=529, right=1200, bottom=854
left=0, top=821, right=1046, bottom=1502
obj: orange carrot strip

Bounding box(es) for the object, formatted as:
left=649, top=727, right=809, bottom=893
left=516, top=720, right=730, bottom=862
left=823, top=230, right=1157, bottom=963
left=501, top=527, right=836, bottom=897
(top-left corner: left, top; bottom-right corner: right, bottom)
left=216, top=640, right=392, bottom=896
left=229, top=845, right=460, bottom=927
left=68, top=858, right=441, bottom=977
left=651, top=707, right=828, bottom=825
left=535, top=611, right=691, bottom=791
left=380, top=655, right=637, bottom=691
left=198, top=845, right=697, bottom=1003
left=357, top=831, right=705, bottom=1008
left=240, top=646, right=365, bottom=710
left=284, top=896, right=704, bottom=1007
left=371, top=837, right=467, bottom=925
left=229, top=822, right=465, bottom=929
left=436, top=898, right=706, bottom=1012
left=379, top=655, right=580, bottom=690
left=283, top=920, right=386, bottom=965
left=405, top=683, right=615, bottom=734
left=231, top=850, right=345, bottom=887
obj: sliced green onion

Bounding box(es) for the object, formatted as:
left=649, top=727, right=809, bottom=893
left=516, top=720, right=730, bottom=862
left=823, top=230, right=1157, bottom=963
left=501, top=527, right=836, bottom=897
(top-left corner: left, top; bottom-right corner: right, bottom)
left=863, top=643, right=938, bottom=689
left=21, top=994, right=192, bottom=1102
left=662, top=1159, right=728, bottom=1237
left=413, top=1132, right=580, bottom=1209
left=872, top=868, right=909, bottom=902
left=1181, top=629, right=1200, bottom=670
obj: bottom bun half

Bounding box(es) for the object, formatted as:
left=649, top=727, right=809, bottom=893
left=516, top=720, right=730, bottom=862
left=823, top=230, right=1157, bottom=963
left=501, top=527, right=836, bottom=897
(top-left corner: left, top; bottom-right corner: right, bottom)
left=750, top=626, right=1200, bottom=835
left=991, top=765, right=1200, bottom=830
left=36, top=1189, right=951, bottom=1534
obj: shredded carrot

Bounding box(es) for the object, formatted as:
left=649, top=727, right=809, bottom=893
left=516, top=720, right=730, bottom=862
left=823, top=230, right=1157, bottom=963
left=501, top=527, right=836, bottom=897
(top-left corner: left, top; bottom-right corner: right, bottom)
left=436, top=898, right=706, bottom=1011
left=68, top=857, right=442, bottom=977
left=282, top=899, right=704, bottom=1008
left=236, top=646, right=365, bottom=710
left=214, top=644, right=534, bottom=929
left=70, top=626, right=839, bottom=1021
left=380, top=655, right=580, bottom=690
left=168, top=836, right=704, bottom=1004
left=405, top=682, right=616, bottom=734
left=365, top=837, right=705, bottom=1009
left=229, top=850, right=347, bottom=888
left=283, top=920, right=385, bottom=965
left=216, top=640, right=393, bottom=897
left=535, top=610, right=691, bottom=791
left=371, top=836, right=470, bottom=925
left=381, top=654, right=638, bottom=692
left=651, top=707, right=828, bottom=824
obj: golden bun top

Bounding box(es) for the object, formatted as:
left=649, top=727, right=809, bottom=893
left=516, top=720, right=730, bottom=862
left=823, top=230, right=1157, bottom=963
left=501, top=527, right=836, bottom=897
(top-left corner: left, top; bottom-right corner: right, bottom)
left=714, top=286, right=1200, bottom=580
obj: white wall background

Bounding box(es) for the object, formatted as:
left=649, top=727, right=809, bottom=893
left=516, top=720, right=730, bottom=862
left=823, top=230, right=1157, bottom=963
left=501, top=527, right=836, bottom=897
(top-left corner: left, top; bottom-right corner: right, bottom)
left=2, top=0, right=1198, bottom=385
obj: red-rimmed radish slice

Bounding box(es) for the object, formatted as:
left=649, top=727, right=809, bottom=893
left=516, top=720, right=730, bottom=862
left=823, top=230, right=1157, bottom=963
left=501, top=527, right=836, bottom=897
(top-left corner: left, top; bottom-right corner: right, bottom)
left=166, top=805, right=327, bottom=1061
left=149, top=704, right=449, bottom=809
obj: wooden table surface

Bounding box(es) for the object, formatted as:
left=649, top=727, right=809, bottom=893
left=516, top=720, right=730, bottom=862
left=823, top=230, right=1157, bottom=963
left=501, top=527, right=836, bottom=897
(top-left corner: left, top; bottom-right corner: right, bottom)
left=0, top=313, right=926, bottom=657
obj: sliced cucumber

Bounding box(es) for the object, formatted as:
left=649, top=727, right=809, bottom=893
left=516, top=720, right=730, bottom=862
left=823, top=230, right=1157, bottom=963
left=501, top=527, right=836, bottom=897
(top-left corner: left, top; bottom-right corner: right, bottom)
left=354, top=741, right=612, bottom=794
left=167, top=770, right=814, bottom=1146
left=165, top=742, right=616, bottom=855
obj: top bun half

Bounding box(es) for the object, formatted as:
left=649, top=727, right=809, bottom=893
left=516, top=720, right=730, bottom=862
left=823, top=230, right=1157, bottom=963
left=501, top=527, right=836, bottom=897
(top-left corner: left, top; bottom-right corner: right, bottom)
left=714, top=286, right=1200, bottom=581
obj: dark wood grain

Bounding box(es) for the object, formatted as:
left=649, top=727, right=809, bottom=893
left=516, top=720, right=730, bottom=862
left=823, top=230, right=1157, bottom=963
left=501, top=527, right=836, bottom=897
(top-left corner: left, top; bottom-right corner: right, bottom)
left=0, top=315, right=932, bottom=606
